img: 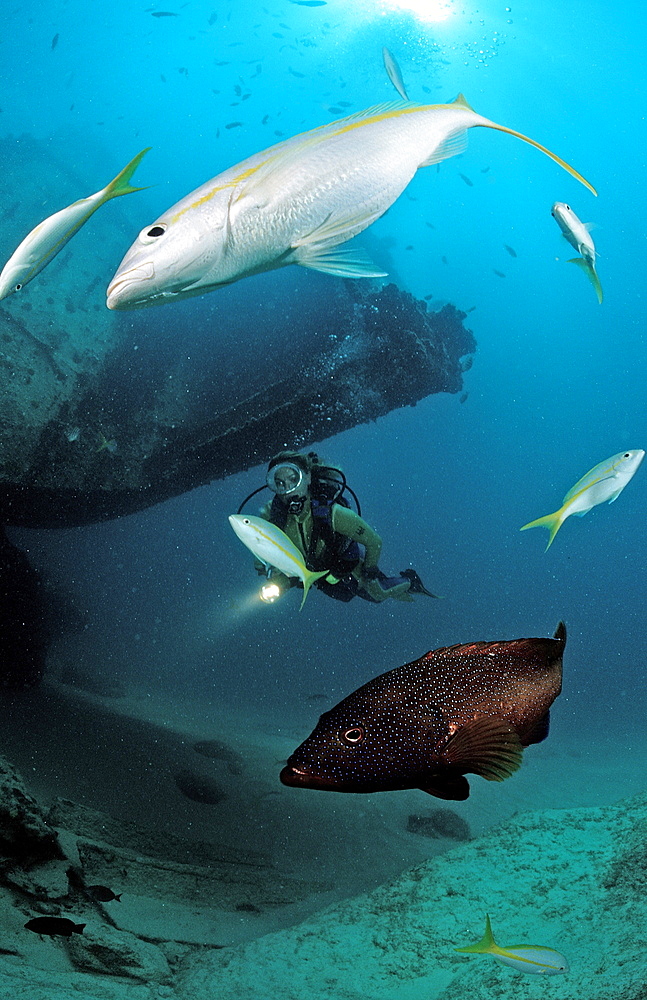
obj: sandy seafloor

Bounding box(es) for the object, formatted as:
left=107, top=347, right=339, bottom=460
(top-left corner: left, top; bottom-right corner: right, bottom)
left=0, top=676, right=645, bottom=1000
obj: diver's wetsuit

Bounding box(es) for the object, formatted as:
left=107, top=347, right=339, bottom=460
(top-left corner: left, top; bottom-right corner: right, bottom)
left=257, top=500, right=413, bottom=603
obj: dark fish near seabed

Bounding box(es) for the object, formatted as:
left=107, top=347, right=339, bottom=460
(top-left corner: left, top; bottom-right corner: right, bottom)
left=151, top=11, right=178, bottom=16
left=459, top=172, right=474, bottom=187
left=85, top=884, right=122, bottom=902
left=281, top=623, right=565, bottom=800
left=504, top=243, right=517, bottom=257
left=193, top=738, right=244, bottom=774
left=25, top=916, right=85, bottom=937
left=174, top=769, right=227, bottom=804
left=51, top=33, right=59, bottom=50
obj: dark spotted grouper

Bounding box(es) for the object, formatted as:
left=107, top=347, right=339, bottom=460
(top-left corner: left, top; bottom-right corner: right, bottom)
left=281, top=623, right=565, bottom=800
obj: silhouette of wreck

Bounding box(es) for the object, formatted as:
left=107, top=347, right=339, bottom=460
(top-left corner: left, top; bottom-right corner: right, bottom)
left=0, top=133, right=475, bottom=687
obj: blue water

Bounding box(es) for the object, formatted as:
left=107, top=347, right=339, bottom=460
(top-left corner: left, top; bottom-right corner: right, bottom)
left=3, top=0, right=646, bottom=906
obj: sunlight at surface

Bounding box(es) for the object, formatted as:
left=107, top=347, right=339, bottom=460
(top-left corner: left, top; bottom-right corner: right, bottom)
left=381, top=0, right=454, bottom=23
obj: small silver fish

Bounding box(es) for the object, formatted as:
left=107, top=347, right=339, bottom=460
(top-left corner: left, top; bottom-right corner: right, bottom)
left=456, top=915, right=569, bottom=976
left=382, top=48, right=408, bottom=101
left=521, top=449, right=644, bottom=549
left=0, top=150, right=149, bottom=300
left=551, top=201, right=602, bottom=304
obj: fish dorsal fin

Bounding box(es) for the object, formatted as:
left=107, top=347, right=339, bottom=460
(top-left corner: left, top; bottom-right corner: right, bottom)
left=553, top=620, right=567, bottom=643
left=442, top=717, right=523, bottom=781
left=451, top=92, right=475, bottom=112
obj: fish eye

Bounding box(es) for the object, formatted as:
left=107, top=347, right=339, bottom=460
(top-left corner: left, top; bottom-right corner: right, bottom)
left=14, top=284, right=22, bottom=291
left=565, top=204, right=571, bottom=211
left=138, top=223, right=168, bottom=244
left=340, top=725, right=365, bottom=745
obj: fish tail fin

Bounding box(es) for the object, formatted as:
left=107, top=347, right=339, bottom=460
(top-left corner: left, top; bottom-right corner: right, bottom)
left=455, top=914, right=498, bottom=956
left=74, top=923, right=86, bottom=934
left=475, top=119, right=597, bottom=195
left=102, top=148, right=151, bottom=201
left=298, top=569, right=329, bottom=610
left=520, top=507, right=566, bottom=551
left=567, top=256, right=603, bottom=303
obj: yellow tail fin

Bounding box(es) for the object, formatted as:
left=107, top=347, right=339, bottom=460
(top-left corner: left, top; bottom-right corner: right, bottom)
left=299, top=569, right=330, bottom=610
left=479, top=122, right=597, bottom=196
left=520, top=508, right=565, bottom=551
left=103, top=148, right=151, bottom=201
left=455, top=914, right=497, bottom=955
left=567, top=257, right=603, bottom=304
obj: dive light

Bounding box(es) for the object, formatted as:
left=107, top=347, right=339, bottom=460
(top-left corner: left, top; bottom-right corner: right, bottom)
left=260, top=581, right=282, bottom=604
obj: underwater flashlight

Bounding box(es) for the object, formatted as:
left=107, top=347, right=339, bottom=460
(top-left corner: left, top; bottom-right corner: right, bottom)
left=260, top=582, right=282, bottom=604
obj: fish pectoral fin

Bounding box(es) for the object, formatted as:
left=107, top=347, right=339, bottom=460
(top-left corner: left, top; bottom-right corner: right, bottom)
left=293, top=202, right=388, bottom=250
left=420, top=773, right=470, bottom=800
left=293, top=243, right=388, bottom=278
left=442, top=717, right=523, bottom=782
left=419, top=128, right=468, bottom=167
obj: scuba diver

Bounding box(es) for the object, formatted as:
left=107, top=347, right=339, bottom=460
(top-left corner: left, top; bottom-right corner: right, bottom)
left=237, top=450, right=437, bottom=605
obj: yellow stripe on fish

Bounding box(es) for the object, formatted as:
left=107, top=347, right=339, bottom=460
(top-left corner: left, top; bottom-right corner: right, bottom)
left=107, top=96, right=596, bottom=310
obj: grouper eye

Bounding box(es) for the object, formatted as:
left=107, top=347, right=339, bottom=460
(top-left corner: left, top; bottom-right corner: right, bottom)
left=139, top=223, right=168, bottom=244
left=340, top=725, right=365, bottom=745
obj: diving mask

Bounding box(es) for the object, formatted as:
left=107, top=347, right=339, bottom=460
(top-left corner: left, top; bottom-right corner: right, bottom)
left=266, top=462, right=310, bottom=499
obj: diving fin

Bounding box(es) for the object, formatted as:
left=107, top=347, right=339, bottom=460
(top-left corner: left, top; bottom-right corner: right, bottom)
left=400, top=568, right=439, bottom=598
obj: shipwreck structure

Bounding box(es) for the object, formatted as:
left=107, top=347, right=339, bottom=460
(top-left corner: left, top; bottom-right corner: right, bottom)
left=0, top=133, right=475, bottom=687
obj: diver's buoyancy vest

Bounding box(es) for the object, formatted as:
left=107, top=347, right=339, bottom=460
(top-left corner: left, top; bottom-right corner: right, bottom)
left=269, top=493, right=360, bottom=578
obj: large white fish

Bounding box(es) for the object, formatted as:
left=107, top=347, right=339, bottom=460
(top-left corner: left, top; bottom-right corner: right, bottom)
left=521, top=449, right=644, bottom=550
left=228, top=514, right=328, bottom=610
left=551, top=201, right=602, bottom=304
left=0, top=148, right=149, bottom=301
left=106, top=96, right=595, bottom=310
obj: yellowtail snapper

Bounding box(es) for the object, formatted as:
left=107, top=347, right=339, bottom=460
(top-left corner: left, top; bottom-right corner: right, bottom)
left=521, top=449, right=644, bottom=550
left=455, top=914, right=569, bottom=976
left=106, top=96, right=595, bottom=310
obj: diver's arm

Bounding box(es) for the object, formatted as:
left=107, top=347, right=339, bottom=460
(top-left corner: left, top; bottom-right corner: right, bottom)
left=330, top=505, right=383, bottom=569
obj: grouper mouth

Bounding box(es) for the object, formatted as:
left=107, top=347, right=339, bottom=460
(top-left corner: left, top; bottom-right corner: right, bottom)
left=279, top=765, right=341, bottom=790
